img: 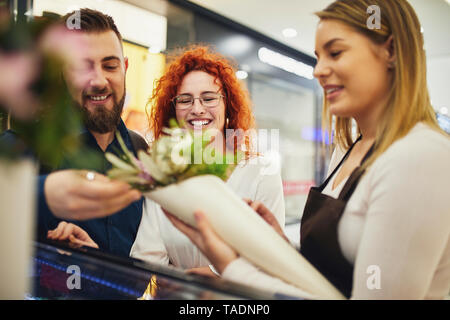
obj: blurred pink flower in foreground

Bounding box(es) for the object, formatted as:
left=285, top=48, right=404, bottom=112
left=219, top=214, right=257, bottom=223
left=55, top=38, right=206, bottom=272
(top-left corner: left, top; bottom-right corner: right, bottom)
left=38, top=24, right=88, bottom=65
left=0, top=51, right=39, bottom=120
left=0, top=22, right=88, bottom=121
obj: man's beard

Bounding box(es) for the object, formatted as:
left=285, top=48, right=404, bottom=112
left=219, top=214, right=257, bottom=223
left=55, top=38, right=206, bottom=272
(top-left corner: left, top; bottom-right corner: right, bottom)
left=76, top=88, right=126, bottom=134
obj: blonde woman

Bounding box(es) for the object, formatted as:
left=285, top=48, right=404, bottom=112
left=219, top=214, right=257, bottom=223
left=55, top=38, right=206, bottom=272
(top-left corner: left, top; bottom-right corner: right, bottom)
left=166, top=0, right=450, bottom=299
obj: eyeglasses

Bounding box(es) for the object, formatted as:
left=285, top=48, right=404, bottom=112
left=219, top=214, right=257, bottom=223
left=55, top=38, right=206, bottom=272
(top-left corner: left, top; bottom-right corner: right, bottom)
left=172, top=92, right=224, bottom=110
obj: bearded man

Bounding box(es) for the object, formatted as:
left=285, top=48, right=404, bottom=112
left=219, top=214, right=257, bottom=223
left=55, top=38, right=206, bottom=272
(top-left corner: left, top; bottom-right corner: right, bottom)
left=35, top=9, right=147, bottom=257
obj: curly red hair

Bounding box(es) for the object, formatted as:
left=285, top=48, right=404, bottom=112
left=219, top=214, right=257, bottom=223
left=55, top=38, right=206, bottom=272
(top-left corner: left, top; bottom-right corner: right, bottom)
left=148, top=46, right=255, bottom=148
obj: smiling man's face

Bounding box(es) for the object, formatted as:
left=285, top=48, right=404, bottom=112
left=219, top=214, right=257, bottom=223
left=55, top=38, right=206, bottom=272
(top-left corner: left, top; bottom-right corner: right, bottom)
left=63, top=30, right=128, bottom=133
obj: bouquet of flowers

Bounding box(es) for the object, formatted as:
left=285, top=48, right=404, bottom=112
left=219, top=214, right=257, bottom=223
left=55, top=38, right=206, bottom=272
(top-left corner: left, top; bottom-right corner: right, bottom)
left=106, top=123, right=344, bottom=300
left=105, top=121, right=237, bottom=190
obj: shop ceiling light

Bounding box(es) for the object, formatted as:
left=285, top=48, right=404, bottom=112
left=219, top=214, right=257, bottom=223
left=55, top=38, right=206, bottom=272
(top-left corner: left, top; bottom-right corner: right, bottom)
left=282, top=28, right=298, bottom=38
left=258, top=47, right=314, bottom=80
left=236, top=70, right=248, bottom=80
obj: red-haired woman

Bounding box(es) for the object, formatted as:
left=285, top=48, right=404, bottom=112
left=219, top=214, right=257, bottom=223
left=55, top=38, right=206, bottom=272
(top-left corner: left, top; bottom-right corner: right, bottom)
left=130, top=46, right=286, bottom=277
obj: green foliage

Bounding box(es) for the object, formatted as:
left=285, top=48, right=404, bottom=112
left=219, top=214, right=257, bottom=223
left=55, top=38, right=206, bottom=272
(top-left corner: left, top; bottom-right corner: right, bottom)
left=9, top=54, right=81, bottom=168
left=179, top=160, right=230, bottom=182
left=179, top=149, right=243, bottom=183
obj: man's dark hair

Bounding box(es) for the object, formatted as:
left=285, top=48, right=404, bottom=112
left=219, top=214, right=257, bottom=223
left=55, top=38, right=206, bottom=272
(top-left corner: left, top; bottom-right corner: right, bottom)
left=62, top=8, right=123, bottom=44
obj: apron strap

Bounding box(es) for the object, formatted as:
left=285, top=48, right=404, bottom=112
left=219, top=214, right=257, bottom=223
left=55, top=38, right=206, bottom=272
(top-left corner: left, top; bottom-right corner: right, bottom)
left=338, top=143, right=375, bottom=201
left=318, top=135, right=362, bottom=192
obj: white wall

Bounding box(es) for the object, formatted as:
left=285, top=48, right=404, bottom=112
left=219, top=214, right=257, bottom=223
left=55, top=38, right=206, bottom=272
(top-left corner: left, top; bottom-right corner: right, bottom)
left=33, top=0, right=167, bottom=52
left=409, top=0, right=450, bottom=116
left=428, top=56, right=450, bottom=115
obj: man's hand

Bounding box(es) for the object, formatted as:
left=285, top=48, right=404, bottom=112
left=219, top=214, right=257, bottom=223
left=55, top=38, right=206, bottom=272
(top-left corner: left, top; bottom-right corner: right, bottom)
left=164, top=210, right=238, bottom=274
left=44, top=169, right=141, bottom=221
left=47, top=221, right=99, bottom=249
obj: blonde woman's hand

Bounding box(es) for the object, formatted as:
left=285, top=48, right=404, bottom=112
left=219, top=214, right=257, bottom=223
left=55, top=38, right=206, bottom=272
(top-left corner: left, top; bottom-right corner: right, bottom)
left=163, top=209, right=238, bottom=274
left=244, top=198, right=290, bottom=243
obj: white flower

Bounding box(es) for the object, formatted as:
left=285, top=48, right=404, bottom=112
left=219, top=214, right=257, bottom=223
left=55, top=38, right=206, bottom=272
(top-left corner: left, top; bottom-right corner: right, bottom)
left=152, top=129, right=191, bottom=175
left=135, top=128, right=192, bottom=184
left=138, top=150, right=170, bottom=184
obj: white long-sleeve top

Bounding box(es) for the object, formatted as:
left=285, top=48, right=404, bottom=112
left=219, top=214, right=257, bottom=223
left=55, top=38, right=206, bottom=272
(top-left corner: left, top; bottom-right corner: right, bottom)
left=130, top=156, right=286, bottom=269
left=222, top=123, right=450, bottom=299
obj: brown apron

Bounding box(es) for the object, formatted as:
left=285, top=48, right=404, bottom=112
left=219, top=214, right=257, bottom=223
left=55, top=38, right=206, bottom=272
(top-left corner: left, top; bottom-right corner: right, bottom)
left=300, top=136, right=374, bottom=298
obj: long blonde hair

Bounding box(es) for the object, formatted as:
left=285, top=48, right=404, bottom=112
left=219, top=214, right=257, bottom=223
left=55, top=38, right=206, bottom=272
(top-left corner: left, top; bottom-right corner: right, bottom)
left=316, top=0, right=442, bottom=168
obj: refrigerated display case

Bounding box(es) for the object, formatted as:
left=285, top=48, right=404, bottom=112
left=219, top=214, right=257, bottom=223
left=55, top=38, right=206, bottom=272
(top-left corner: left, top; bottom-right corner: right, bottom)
left=26, top=241, right=301, bottom=300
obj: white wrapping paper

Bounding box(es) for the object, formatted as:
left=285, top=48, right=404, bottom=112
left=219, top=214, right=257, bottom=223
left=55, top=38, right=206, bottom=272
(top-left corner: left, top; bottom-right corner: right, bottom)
left=144, top=175, right=345, bottom=300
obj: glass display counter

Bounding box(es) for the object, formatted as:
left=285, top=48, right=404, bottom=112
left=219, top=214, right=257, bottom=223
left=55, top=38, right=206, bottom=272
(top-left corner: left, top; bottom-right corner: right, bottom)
left=27, top=241, right=295, bottom=300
